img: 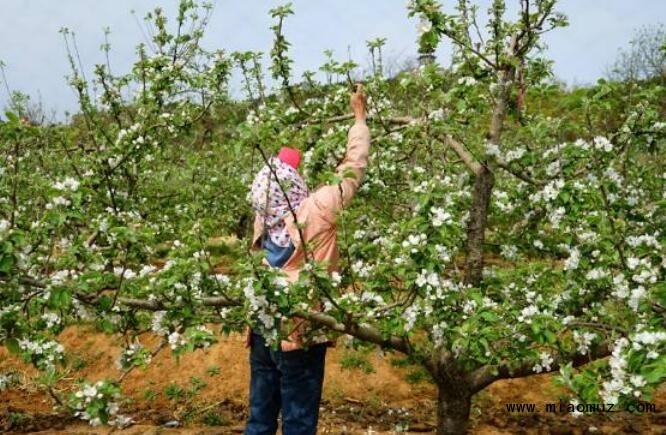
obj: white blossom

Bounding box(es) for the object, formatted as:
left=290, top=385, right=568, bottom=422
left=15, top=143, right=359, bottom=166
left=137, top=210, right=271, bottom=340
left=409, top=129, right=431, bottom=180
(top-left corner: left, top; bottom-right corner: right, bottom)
left=331, top=272, right=342, bottom=287
left=53, top=177, right=80, bottom=191
left=168, top=331, right=186, bottom=350
left=485, top=141, right=501, bottom=158
left=500, top=244, right=518, bottom=260
left=504, top=147, right=526, bottom=162
left=593, top=136, right=613, bottom=152
left=457, top=76, right=477, bottom=87
left=573, top=331, right=597, bottom=355
left=430, top=207, right=452, bottom=227
left=532, top=351, right=554, bottom=373
left=41, top=312, right=61, bottom=328
left=564, top=247, right=581, bottom=271
left=151, top=311, right=168, bottom=336
left=585, top=268, right=608, bottom=281
left=417, top=16, right=432, bottom=36
left=628, top=286, right=646, bottom=311
left=428, top=108, right=445, bottom=121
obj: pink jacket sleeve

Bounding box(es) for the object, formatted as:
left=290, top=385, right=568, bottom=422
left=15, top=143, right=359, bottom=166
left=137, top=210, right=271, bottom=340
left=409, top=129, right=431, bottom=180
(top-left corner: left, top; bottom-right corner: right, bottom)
left=308, top=120, right=370, bottom=224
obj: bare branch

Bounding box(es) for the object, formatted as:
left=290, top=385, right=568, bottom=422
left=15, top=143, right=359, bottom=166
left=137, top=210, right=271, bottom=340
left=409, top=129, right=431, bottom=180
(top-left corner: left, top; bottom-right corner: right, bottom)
left=495, top=159, right=542, bottom=186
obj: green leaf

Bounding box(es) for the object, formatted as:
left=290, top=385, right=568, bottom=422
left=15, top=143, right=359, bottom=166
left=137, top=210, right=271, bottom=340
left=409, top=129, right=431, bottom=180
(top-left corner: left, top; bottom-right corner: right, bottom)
left=0, top=254, right=14, bottom=274
left=4, top=111, right=18, bottom=123
left=99, top=319, right=115, bottom=333
left=49, top=287, right=72, bottom=309
left=531, top=323, right=541, bottom=335
left=480, top=311, right=499, bottom=322
left=544, top=330, right=557, bottom=344
left=97, top=295, right=114, bottom=312
left=643, top=355, right=666, bottom=384
left=5, top=338, right=20, bottom=355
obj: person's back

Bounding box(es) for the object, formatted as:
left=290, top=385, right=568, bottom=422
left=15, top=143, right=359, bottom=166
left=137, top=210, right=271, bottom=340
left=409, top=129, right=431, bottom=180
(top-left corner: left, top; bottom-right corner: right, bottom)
left=245, top=85, right=369, bottom=435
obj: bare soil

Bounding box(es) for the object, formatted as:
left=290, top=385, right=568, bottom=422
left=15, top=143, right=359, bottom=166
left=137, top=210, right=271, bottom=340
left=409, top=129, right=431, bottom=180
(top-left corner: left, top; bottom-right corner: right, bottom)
left=1, top=325, right=664, bottom=434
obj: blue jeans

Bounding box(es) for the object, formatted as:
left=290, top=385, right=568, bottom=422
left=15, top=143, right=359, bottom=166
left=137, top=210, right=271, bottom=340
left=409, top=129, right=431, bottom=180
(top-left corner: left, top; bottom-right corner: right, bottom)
left=245, top=332, right=327, bottom=435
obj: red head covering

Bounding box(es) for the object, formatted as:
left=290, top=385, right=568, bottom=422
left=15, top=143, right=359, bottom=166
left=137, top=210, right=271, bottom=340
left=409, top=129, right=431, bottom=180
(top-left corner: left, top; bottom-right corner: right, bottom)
left=278, top=147, right=301, bottom=170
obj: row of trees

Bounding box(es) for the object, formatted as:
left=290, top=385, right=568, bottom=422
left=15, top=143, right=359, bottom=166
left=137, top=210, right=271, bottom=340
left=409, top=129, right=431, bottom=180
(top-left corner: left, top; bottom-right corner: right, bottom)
left=1, top=1, right=664, bottom=433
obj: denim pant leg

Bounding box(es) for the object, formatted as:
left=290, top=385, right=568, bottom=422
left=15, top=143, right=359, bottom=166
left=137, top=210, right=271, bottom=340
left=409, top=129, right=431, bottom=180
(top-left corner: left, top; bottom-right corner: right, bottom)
left=277, top=344, right=327, bottom=435
left=245, top=333, right=281, bottom=435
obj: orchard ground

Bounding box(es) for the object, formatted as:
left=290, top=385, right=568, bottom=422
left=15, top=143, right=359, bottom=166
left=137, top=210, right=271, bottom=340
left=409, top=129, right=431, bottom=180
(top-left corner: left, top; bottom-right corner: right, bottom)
left=1, top=326, right=664, bottom=434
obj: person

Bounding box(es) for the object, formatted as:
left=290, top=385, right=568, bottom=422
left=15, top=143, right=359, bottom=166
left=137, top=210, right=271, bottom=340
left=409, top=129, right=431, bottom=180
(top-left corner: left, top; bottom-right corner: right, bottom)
left=245, top=85, right=370, bottom=435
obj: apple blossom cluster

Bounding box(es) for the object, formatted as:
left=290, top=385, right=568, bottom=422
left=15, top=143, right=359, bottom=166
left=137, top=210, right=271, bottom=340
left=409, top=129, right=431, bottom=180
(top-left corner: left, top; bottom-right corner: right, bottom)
left=430, top=207, right=452, bottom=227
left=0, top=372, right=18, bottom=391
left=592, top=136, right=614, bottom=153
left=151, top=311, right=170, bottom=337
left=532, top=351, right=554, bottom=373
left=41, top=312, right=61, bottom=329
left=116, top=343, right=152, bottom=370
left=70, top=380, right=132, bottom=428
left=336, top=290, right=387, bottom=317
left=529, top=179, right=565, bottom=204
left=17, top=337, right=65, bottom=371
left=170, top=325, right=217, bottom=355
left=53, top=177, right=80, bottom=191
left=242, top=277, right=281, bottom=345
left=600, top=338, right=633, bottom=404
left=573, top=331, right=597, bottom=355
left=0, top=219, right=10, bottom=233
left=632, top=329, right=665, bottom=360
left=351, top=259, right=373, bottom=278
left=45, top=196, right=72, bottom=209
left=500, top=244, right=519, bottom=260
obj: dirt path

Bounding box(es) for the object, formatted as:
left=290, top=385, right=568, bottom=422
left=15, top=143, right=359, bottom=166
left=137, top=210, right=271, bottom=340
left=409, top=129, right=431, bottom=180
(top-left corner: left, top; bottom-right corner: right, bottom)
left=1, top=326, right=664, bottom=434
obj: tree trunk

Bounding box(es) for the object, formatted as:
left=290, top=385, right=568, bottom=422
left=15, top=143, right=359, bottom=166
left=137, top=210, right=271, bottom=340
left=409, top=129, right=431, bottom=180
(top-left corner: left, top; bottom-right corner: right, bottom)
left=436, top=383, right=472, bottom=435
left=464, top=166, right=494, bottom=286
left=426, top=351, right=474, bottom=435
left=464, top=67, right=512, bottom=287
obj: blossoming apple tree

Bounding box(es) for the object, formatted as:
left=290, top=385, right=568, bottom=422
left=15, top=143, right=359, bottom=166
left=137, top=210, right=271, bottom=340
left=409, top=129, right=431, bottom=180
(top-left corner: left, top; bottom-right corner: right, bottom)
left=0, top=1, right=664, bottom=433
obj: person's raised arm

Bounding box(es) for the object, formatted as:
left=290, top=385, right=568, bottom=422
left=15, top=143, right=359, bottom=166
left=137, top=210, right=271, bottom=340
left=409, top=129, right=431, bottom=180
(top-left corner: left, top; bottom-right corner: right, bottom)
left=309, top=84, right=370, bottom=221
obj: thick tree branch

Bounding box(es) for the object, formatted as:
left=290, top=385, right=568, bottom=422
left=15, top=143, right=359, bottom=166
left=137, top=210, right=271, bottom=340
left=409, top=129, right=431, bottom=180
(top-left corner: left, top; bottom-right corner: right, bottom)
left=437, top=135, right=482, bottom=175
left=14, top=272, right=408, bottom=354
left=295, top=311, right=410, bottom=354
left=467, top=342, right=611, bottom=393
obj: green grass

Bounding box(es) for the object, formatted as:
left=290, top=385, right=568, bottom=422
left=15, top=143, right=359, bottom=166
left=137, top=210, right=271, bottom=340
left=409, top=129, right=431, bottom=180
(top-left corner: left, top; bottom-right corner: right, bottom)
left=188, top=376, right=207, bottom=397
left=8, top=412, right=31, bottom=426
left=206, top=365, right=221, bottom=376
left=70, top=354, right=88, bottom=370
left=405, top=367, right=431, bottom=384
left=143, top=388, right=158, bottom=401
left=340, top=351, right=375, bottom=374
left=202, top=411, right=227, bottom=426
left=164, top=383, right=184, bottom=402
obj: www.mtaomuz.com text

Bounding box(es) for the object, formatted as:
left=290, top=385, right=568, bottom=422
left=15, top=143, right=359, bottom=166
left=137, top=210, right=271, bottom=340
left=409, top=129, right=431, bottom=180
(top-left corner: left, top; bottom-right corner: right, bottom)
left=505, top=402, right=658, bottom=413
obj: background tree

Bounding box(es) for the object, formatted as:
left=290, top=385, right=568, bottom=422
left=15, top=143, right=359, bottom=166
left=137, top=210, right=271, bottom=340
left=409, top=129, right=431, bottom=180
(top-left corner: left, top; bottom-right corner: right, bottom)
left=607, top=23, right=666, bottom=83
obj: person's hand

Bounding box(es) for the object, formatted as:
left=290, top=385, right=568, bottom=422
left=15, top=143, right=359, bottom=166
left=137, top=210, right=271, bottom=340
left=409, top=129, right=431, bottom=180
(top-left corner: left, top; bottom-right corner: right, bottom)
left=280, top=339, right=302, bottom=352
left=350, top=83, right=366, bottom=122
left=280, top=317, right=304, bottom=352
